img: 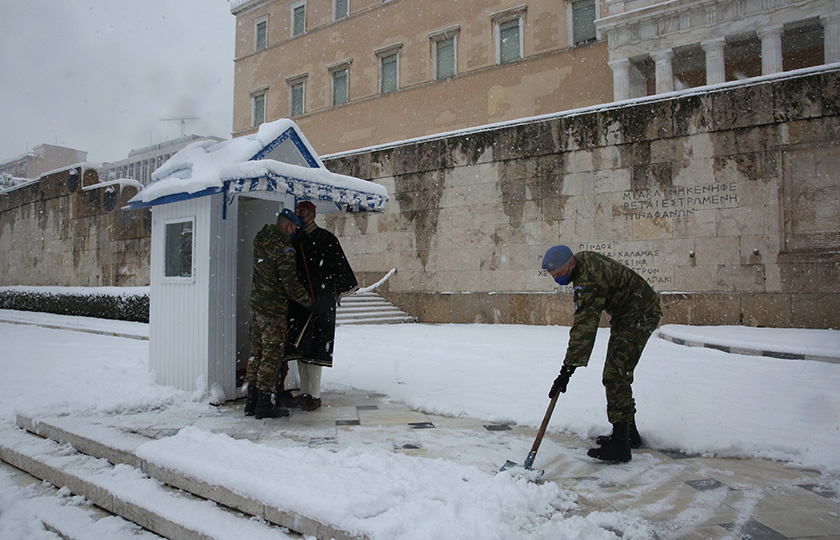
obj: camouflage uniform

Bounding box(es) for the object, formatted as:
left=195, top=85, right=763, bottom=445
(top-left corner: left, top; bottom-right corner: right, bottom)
left=245, top=223, right=313, bottom=393
left=563, top=251, right=662, bottom=424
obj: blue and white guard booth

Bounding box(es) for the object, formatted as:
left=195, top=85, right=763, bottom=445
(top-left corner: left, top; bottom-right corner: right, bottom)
left=127, top=119, right=388, bottom=403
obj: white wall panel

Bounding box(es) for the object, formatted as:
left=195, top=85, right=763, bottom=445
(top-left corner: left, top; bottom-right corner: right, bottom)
left=149, top=196, right=211, bottom=395
left=207, top=194, right=239, bottom=400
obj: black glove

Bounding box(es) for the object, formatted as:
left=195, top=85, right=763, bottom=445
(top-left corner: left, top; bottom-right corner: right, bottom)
left=549, top=366, right=576, bottom=398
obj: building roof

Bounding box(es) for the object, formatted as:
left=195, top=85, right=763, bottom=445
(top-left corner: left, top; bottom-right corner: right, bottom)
left=127, top=119, right=388, bottom=213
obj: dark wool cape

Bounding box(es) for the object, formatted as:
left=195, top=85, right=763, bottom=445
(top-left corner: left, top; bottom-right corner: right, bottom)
left=286, top=226, right=358, bottom=367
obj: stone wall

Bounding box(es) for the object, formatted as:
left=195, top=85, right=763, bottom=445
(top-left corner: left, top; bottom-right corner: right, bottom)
left=324, top=66, right=840, bottom=329
left=1, top=68, right=837, bottom=328
left=0, top=166, right=150, bottom=287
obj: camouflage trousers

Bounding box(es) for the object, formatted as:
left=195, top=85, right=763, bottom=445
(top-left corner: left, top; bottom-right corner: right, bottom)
left=245, top=312, right=289, bottom=393
left=603, top=311, right=661, bottom=424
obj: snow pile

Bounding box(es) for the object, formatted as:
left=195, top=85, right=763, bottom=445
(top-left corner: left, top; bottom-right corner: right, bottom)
left=135, top=427, right=652, bottom=539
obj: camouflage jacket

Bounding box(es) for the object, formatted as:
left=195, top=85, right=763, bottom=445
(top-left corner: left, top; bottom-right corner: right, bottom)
left=249, top=224, right=313, bottom=319
left=563, top=251, right=661, bottom=368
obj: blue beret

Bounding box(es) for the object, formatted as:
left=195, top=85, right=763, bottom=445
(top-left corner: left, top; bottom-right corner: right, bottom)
left=542, top=245, right=574, bottom=271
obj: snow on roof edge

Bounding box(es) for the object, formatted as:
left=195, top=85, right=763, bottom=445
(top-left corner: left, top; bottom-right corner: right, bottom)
left=127, top=157, right=388, bottom=212
left=224, top=159, right=388, bottom=212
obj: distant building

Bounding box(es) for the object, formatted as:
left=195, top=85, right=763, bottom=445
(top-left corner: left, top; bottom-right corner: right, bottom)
left=599, top=0, right=839, bottom=100
left=0, top=144, right=88, bottom=180
left=103, top=135, right=226, bottom=187
left=229, top=0, right=614, bottom=154
left=229, top=0, right=838, bottom=156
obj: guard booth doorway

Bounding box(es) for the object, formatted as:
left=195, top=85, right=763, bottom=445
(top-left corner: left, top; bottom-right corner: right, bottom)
left=234, top=194, right=296, bottom=390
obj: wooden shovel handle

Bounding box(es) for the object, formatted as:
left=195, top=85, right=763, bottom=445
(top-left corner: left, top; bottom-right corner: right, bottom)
left=530, top=391, right=559, bottom=456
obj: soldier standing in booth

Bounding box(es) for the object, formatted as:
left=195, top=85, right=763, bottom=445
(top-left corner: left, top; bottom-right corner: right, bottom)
left=244, top=209, right=313, bottom=419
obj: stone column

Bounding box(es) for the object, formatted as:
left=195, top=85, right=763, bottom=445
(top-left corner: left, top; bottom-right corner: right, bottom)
left=758, top=25, right=784, bottom=75
left=608, top=58, right=631, bottom=101
left=651, top=48, right=675, bottom=94
left=822, top=12, right=840, bottom=65
left=702, top=37, right=726, bottom=85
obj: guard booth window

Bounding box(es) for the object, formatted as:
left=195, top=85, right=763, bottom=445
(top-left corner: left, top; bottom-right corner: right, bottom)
left=164, top=220, right=194, bottom=278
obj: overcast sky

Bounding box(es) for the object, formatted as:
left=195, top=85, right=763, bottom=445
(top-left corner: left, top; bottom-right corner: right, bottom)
left=0, top=0, right=235, bottom=164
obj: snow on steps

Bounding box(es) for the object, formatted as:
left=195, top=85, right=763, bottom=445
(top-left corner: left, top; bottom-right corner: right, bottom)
left=0, top=459, right=165, bottom=540
left=0, top=416, right=366, bottom=540
left=336, top=291, right=415, bottom=326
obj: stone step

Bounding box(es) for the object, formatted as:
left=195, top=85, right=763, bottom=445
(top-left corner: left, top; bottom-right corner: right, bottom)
left=337, top=307, right=409, bottom=317
left=338, top=304, right=404, bottom=312
left=339, top=294, right=394, bottom=301
left=337, top=315, right=417, bottom=325
left=337, top=312, right=413, bottom=321
left=339, top=292, right=386, bottom=301
left=0, top=460, right=165, bottom=540
left=0, top=416, right=367, bottom=540
left=335, top=291, right=415, bottom=326
left=0, top=426, right=294, bottom=540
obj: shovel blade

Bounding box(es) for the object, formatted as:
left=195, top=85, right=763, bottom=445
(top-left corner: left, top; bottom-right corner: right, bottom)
left=498, top=460, right=544, bottom=482
left=499, top=459, right=519, bottom=472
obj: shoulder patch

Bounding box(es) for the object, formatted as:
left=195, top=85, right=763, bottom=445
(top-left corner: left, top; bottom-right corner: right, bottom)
left=573, top=286, right=583, bottom=311
left=284, top=247, right=296, bottom=254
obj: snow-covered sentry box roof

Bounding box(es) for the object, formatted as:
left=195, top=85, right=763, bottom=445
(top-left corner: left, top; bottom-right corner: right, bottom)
left=127, top=119, right=388, bottom=214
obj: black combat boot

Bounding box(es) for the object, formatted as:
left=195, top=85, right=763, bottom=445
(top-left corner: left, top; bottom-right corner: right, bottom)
left=243, top=385, right=258, bottom=416
left=275, top=389, right=299, bottom=408
left=298, top=393, right=321, bottom=411
left=254, top=390, right=290, bottom=419
left=596, top=420, right=642, bottom=449
left=588, top=421, right=632, bottom=463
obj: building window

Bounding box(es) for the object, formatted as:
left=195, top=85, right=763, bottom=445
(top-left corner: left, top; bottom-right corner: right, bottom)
left=492, top=6, right=526, bottom=65
left=291, top=1, right=306, bottom=37
left=290, top=82, right=305, bottom=116
left=436, top=37, right=456, bottom=79
left=376, top=44, right=402, bottom=94
left=286, top=75, right=307, bottom=117
left=250, top=88, right=267, bottom=127
left=499, top=19, right=521, bottom=64
left=255, top=16, right=268, bottom=51
left=381, top=54, right=398, bottom=93
left=429, top=26, right=459, bottom=80
left=164, top=219, right=194, bottom=279
left=329, top=59, right=351, bottom=106
left=570, top=0, right=597, bottom=46
left=334, top=0, right=348, bottom=21
left=333, top=69, right=348, bottom=105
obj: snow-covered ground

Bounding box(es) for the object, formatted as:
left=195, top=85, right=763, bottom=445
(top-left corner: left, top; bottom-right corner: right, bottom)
left=1, top=311, right=838, bottom=539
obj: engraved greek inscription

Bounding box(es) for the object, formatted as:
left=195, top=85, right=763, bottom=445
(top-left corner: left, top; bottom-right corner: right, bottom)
left=621, top=182, right=738, bottom=221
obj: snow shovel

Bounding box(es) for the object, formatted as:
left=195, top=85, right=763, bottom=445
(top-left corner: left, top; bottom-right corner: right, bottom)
left=499, top=391, right=559, bottom=481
